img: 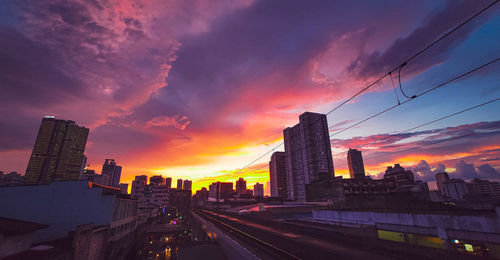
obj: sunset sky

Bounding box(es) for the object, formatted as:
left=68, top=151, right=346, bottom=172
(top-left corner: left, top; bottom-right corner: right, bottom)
left=1, top=0, right=499, bottom=193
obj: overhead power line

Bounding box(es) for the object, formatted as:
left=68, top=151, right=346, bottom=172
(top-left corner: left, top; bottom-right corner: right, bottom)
left=329, top=58, right=500, bottom=138
left=332, top=96, right=500, bottom=156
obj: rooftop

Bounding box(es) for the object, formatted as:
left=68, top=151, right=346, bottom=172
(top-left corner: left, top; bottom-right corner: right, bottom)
left=0, top=217, right=48, bottom=236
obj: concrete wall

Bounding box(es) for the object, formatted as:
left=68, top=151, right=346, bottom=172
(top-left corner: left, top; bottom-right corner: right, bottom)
left=313, top=209, right=500, bottom=243
left=0, top=233, right=33, bottom=258
left=0, top=181, right=115, bottom=243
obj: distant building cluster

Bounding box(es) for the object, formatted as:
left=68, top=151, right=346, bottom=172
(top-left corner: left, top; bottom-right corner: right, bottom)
left=436, top=172, right=500, bottom=202
left=267, top=112, right=500, bottom=205
left=0, top=116, right=192, bottom=259
left=131, top=175, right=192, bottom=214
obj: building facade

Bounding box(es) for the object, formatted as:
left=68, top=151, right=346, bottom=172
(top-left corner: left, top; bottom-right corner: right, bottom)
left=165, top=177, right=172, bottom=189
left=467, top=179, right=500, bottom=197
left=25, top=117, right=89, bottom=184
left=119, top=183, right=128, bottom=194
left=150, top=175, right=165, bottom=186
left=435, top=172, right=468, bottom=200
left=101, top=159, right=122, bottom=187
left=183, top=180, right=192, bottom=191
left=383, top=164, right=415, bottom=188
left=131, top=175, right=148, bottom=199
left=269, top=151, right=287, bottom=198
left=284, top=112, right=334, bottom=201
left=0, top=180, right=137, bottom=244
left=253, top=183, right=264, bottom=197
left=347, top=148, right=366, bottom=179
left=236, top=178, right=247, bottom=195
left=177, top=179, right=183, bottom=190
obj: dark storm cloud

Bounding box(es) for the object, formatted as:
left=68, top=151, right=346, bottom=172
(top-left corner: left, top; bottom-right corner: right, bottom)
left=349, top=0, right=495, bottom=79
left=0, top=25, right=85, bottom=107
left=129, top=0, right=390, bottom=127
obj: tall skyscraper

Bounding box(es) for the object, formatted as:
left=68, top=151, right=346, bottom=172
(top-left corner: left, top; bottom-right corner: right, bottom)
left=269, top=151, right=287, bottom=198
left=284, top=112, right=334, bottom=201
left=183, top=179, right=192, bottom=191
left=347, top=148, right=365, bottom=179
left=25, top=116, right=89, bottom=184
left=165, top=177, right=172, bottom=189
left=254, top=183, right=264, bottom=197
left=177, top=179, right=183, bottom=190
left=236, top=178, right=247, bottom=194
left=101, top=159, right=122, bottom=187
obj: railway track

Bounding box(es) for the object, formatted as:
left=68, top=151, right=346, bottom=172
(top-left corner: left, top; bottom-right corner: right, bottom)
left=197, top=210, right=493, bottom=260
left=197, top=210, right=301, bottom=259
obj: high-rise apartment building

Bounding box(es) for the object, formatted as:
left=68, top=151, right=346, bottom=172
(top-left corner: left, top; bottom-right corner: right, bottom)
left=177, top=179, right=183, bottom=190
left=347, top=148, right=365, bottom=179
left=284, top=112, right=334, bottom=201
left=165, top=177, right=172, bottom=189
left=183, top=179, right=192, bottom=191
left=131, top=175, right=148, bottom=199
left=236, top=178, right=247, bottom=195
left=269, top=151, right=287, bottom=198
left=101, top=159, right=122, bottom=187
left=254, top=183, right=264, bottom=197
left=25, top=116, right=89, bottom=184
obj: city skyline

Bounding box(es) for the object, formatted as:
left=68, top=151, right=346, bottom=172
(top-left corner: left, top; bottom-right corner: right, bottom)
left=1, top=0, right=500, bottom=193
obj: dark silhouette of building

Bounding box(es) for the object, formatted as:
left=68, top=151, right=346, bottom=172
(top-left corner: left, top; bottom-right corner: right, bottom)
left=284, top=112, right=334, bottom=201
left=149, top=175, right=165, bottom=186
left=0, top=171, right=26, bottom=187
left=195, top=187, right=209, bottom=200
left=254, top=183, right=264, bottom=197
left=347, top=148, right=365, bottom=179
left=467, top=179, right=500, bottom=197
left=220, top=182, right=234, bottom=200
left=119, top=183, right=128, bottom=194
left=25, top=116, right=89, bottom=184
left=435, top=172, right=450, bottom=192
left=165, top=177, right=172, bottom=189
left=208, top=182, right=234, bottom=201
left=177, top=179, right=183, bottom=190
left=236, top=178, right=246, bottom=195
left=183, top=179, right=192, bottom=191
left=435, top=172, right=468, bottom=200
left=101, top=159, right=122, bottom=187
left=131, top=175, right=148, bottom=199
left=269, top=151, right=287, bottom=198
left=383, top=164, right=415, bottom=187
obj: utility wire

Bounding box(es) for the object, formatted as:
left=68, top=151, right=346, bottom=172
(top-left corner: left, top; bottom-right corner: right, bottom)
left=329, top=57, right=499, bottom=138
left=332, top=96, right=500, bottom=157
left=398, top=64, right=416, bottom=99
left=389, top=72, right=401, bottom=104
left=235, top=0, right=499, bottom=173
